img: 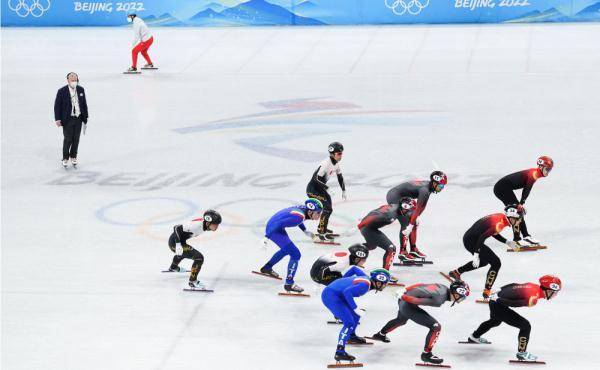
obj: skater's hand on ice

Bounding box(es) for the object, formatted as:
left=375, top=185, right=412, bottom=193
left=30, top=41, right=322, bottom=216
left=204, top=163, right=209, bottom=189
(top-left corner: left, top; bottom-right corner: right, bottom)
left=506, top=241, right=520, bottom=251
left=55, top=120, right=61, bottom=127
left=342, top=190, right=347, bottom=201
left=472, top=253, right=480, bottom=268
left=175, top=243, right=184, bottom=256
left=304, top=230, right=318, bottom=242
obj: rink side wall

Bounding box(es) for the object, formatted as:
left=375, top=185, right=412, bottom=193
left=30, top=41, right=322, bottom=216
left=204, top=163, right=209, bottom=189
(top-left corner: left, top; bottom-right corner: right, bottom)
left=2, top=0, right=600, bottom=27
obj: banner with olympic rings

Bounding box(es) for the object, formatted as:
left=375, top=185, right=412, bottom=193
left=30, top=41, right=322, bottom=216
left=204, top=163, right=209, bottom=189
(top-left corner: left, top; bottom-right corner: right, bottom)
left=2, top=0, right=600, bottom=26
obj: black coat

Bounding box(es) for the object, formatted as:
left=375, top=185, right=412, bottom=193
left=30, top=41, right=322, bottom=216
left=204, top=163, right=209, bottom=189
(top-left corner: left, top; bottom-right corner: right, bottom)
left=54, top=85, right=88, bottom=124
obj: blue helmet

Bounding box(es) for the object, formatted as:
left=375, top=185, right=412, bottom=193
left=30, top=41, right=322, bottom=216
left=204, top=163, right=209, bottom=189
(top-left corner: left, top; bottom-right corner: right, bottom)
left=305, top=198, right=323, bottom=213
left=370, top=268, right=391, bottom=291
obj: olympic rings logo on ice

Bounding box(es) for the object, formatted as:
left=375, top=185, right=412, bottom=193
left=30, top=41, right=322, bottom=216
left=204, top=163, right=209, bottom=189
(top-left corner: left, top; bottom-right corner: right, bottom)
left=384, top=0, right=429, bottom=16
left=7, top=0, right=50, bottom=18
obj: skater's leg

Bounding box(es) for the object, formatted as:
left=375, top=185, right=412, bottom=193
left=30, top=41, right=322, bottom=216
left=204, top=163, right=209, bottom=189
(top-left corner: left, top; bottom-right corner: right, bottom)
left=186, top=248, right=204, bottom=282
left=62, top=121, right=74, bottom=161
left=140, top=37, right=153, bottom=64
left=131, top=42, right=144, bottom=68
left=472, top=300, right=503, bottom=338
left=457, top=234, right=479, bottom=275
left=361, top=227, right=395, bottom=270
left=263, top=232, right=292, bottom=269
left=284, top=243, right=301, bottom=285
left=69, top=118, right=82, bottom=159
left=322, top=293, right=357, bottom=349
left=401, top=302, right=441, bottom=353
left=479, top=245, right=501, bottom=291
left=380, top=308, right=409, bottom=334
left=496, top=302, right=531, bottom=352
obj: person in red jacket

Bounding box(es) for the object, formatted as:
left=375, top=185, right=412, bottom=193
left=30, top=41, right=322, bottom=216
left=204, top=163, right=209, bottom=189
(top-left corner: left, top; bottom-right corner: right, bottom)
left=493, top=156, right=553, bottom=245
left=466, top=275, right=562, bottom=362
left=448, top=204, right=524, bottom=298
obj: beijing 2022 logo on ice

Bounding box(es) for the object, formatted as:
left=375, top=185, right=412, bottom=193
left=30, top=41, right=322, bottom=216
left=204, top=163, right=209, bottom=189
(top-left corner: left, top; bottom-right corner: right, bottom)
left=385, top=0, right=430, bottom=15
left=8, top=0, right=51, bottom=17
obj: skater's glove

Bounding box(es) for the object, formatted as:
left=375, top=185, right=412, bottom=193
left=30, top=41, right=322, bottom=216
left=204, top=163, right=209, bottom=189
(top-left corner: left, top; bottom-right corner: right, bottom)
left=260, top=237, right=269, bottom=250
left=402, top=223, right=414, bottom=237
left=342, top=190, right=347, bottom=201
left=506, top=240, right=520, bottom=251
left=304, top=230, right=318, bottom=242
left=175, top=243, right=184, bottom=256
left=472, top=253, right=480, bottom=268
left=394, top=286, right=407, bottom=299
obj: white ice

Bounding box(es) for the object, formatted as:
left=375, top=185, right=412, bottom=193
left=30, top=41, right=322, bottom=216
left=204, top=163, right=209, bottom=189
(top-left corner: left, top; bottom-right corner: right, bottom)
left=2, top=23, right=600, bottom=370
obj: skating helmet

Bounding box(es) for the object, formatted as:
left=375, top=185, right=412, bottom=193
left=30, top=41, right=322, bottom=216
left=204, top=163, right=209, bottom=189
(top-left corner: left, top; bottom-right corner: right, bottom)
left=399, top=197, right=417, bottom=216
left=430, top=171, right=448, bottom=193
left=504, top=204, right=524, bottom=220
left=203, top=210, right=222, bottom=225
left=305, top=198, right=324, bottom=213
left=539, top=275, right=561, bottom=300
left=348, top=244, right=369, bottom=265
left=328, top=142, right=344, bottom=154
left=370, top=268, right=391, bottom=291
left=537, top=156, right=554, bottom=177
left=450, top=280, right=470, bottom=305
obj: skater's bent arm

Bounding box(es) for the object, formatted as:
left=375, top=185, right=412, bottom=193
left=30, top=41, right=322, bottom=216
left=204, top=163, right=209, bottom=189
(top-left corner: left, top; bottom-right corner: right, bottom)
left=342, top=280, right=370, bottom=309
left=337, top=174, right=345, bottom=191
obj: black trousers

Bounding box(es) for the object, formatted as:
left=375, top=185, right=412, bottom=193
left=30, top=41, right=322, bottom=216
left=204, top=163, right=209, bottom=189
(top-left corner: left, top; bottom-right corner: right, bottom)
left=381, top=300, right=441, bottom=352
left=168, top=233, right=204, bottom=281
left=360, top=227, right=395, bottom=270
left=473, top=300, right=531, bottom=352
left=456, top=234, right=501, bottom=290
left=493, top=182, right=530, bottom=239
left=306, top=183, right=333, bottom=234
left=62, top=116, right=82, bottom=160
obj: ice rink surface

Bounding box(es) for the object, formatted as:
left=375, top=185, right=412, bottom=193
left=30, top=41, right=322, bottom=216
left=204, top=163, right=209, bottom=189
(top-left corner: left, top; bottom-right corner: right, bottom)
left=2, top=23, right=600, bottom=370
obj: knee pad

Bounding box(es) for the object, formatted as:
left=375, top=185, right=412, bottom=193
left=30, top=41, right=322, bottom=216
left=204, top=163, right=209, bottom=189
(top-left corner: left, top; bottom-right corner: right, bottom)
left=431, top=322, right=441, bottom=332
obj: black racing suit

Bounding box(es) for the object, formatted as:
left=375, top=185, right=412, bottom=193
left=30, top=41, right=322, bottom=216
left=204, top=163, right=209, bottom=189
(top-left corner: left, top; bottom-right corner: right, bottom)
left=380, top=283, right=450, bottom=353
left=358, top=204, right=410, bottom=270
left=473, top=282, right=543, bottom=353
left=493, top=168, right=543, bottom=240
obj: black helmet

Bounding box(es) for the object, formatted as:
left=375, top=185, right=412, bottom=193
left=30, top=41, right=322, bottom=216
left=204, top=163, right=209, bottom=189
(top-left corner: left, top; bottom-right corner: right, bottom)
left=203, top=210, right=222, bottom=225
left=504, top=204, right=524, bottom=219
left=328, top=142, right=344, bottom=154
left=430, top=170, right=447, bottom=193
left=348, top=243, right=369, bottom=265
left=449, top=280, right=470, bottom=306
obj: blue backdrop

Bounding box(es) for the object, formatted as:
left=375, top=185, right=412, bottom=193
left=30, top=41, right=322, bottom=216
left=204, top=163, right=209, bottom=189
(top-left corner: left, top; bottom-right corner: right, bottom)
left=2, top=0, right=600, bottom=26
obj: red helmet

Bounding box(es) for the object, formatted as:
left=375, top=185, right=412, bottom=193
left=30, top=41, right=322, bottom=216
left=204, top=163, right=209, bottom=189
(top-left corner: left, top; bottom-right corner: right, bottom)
left=539, top=275, right=562, bottom=291
left=537, top=156, right=554, bottom=169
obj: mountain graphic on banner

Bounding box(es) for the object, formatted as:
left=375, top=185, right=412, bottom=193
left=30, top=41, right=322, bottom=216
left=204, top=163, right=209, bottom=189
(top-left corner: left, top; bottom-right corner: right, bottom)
left=143, top=13, right=185, bottom=26
left=575, top=1, right=600, bottom=19
left=188, top=0, right=325, bottom=25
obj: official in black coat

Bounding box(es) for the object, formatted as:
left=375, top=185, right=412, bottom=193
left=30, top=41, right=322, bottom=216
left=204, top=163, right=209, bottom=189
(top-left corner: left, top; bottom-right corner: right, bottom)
left=54, top=72, right=89, bottom=167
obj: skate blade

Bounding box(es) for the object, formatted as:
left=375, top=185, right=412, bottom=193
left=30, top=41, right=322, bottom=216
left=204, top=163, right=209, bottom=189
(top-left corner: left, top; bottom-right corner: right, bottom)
left=476, top=299, right=490, bottom=304
left=251, top=271, right=282, bottom=280
left=364, top=336, right=389, bottom=343
left=415, top=363, right=451, bottom=368
left=388, top=282, right=405, bottom=287
left=183, top=288, right=214, bottom=293
left=458, top=341, right=492, bottom=344
left=346, top=341, right=373, bottom=346
left=327, top=320, right=343, bottom=325
left=507, top=246, right=547, bottom=252
left=439, top=272, right=455, bottom=283
left=123, top=71, right=141, bottom=74
left=278, top=292, right=310, bottom=297
left=161, top=269, right=190, bottom=273
left=314, top=241, right=341, bottom=246
left=141, top=67, right=158, bottom=70
left=509, top=360, right=546, bottom=365
left=327, top=362, right=363, bottom=368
